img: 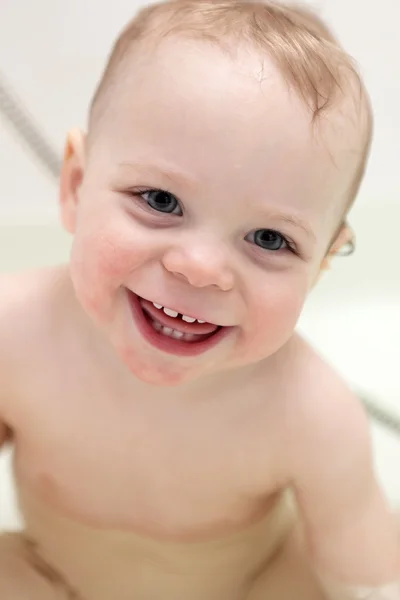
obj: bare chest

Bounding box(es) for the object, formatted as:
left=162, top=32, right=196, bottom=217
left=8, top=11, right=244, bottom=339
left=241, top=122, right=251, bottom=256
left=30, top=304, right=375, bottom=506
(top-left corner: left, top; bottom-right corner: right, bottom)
left=11, top=367, right=283, bottom=537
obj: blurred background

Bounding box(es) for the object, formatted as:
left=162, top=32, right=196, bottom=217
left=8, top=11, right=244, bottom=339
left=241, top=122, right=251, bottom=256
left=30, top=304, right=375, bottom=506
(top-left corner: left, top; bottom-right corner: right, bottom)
left=0, top=0, right=399, bottom=525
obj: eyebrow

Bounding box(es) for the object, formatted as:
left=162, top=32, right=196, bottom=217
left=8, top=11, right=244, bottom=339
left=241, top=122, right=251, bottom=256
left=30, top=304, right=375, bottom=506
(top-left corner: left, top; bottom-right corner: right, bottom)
left=117, top=161, right=197, bottom=189
left=270, top=212, right=316, bottom=242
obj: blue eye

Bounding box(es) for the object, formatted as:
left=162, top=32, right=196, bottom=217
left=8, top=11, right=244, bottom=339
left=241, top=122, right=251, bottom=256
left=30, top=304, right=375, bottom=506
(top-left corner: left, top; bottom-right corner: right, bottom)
left=141, top=189, right=182, bottom=215
left=250, top=229, right=288, bottom=251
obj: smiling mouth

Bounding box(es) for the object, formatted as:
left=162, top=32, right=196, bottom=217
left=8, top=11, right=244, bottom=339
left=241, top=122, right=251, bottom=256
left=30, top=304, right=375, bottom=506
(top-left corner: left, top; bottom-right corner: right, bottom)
left=140, top=297, right=220, bottom=342
left=128, top=291, right=228, bottom=356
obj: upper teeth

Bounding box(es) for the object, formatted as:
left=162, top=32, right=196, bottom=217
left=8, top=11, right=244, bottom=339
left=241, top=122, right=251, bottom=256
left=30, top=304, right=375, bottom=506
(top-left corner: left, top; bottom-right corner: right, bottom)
left=153, top=303, right=205, bottom=324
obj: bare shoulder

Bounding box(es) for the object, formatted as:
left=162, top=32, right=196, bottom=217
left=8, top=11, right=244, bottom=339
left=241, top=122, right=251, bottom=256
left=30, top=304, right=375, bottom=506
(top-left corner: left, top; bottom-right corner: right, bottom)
left=0, top=266, right=69, bottom=402
left=278, top=334, right=370, bottom=462
left=0, top=265, right=67, bottom=331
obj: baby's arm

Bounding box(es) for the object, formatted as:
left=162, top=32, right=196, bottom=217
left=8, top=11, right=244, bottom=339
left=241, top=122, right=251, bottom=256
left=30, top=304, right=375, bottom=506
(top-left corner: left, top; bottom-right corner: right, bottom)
left=292, top=384, right=400, bottom=600
left=0, top=364, right=9, bottom=451
left=0, top=422, right=6, bottom=447
left=0, top=273, right=19, bottom=448
left=0, top=302, right=8, bottom=447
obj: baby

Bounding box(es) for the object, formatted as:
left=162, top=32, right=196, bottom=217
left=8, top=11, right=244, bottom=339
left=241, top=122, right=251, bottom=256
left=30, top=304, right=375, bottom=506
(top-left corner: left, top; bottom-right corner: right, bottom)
left=0, top=1, right=399, bottom=599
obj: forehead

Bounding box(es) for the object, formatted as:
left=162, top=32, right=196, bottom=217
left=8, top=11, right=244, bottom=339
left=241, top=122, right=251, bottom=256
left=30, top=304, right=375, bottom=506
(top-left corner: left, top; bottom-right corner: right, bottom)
left=94, top=37, right=364, bottom=228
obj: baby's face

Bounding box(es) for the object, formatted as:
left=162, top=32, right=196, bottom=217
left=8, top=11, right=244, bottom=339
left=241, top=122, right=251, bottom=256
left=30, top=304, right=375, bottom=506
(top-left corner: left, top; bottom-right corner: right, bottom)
left=64, top=38, right=363, bottom=386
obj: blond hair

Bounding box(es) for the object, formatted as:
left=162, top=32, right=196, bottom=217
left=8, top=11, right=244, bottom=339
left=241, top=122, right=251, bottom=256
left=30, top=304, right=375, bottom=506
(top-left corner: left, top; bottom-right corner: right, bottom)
left=89, top=0, right=373, bottom=228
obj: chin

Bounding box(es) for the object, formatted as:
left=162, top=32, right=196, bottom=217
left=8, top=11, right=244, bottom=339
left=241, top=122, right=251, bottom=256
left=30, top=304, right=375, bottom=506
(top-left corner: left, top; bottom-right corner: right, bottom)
left=114, top=343, right=208, bottom=387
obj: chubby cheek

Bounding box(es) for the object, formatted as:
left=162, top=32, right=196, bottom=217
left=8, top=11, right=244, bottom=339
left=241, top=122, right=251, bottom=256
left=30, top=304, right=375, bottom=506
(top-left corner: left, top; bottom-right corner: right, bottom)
left=69, top=214, right=153, bottom=322
left=238, top=277, right=307, bottom=362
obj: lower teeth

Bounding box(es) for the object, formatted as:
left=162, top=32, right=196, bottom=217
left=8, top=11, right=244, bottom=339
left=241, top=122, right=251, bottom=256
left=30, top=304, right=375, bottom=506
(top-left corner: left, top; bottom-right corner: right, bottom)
left=151, top=318, right=207, bottom=342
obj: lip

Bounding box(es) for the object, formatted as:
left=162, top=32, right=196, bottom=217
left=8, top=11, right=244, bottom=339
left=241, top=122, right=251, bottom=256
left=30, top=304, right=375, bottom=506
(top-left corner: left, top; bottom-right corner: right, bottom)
left=127, top=290, right=230, bottom=357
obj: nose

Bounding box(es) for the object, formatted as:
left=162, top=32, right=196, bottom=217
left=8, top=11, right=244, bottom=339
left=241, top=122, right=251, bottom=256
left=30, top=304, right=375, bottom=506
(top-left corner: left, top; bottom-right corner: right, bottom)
left=161, top=242, right=234, bottom=292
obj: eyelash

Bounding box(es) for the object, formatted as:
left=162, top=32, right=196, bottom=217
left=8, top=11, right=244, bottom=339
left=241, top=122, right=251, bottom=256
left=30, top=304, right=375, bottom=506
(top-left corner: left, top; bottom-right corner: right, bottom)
left=129, top=188, right=298, bottom=255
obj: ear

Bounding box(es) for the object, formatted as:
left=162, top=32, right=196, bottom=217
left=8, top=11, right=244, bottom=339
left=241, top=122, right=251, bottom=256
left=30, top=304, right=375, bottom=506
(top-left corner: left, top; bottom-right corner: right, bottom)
left=320, top=223, right=355, bottom=273
left=59, top=128, right=86, bottom=234
left=312, top=223, right=355, bottom=287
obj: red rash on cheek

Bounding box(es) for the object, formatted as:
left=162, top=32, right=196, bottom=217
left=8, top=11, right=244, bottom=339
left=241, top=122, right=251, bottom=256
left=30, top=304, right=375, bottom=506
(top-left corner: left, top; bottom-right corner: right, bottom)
left=87, top=218, right=158, bottom=280
left=84, top=230, right=134, bottom=279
